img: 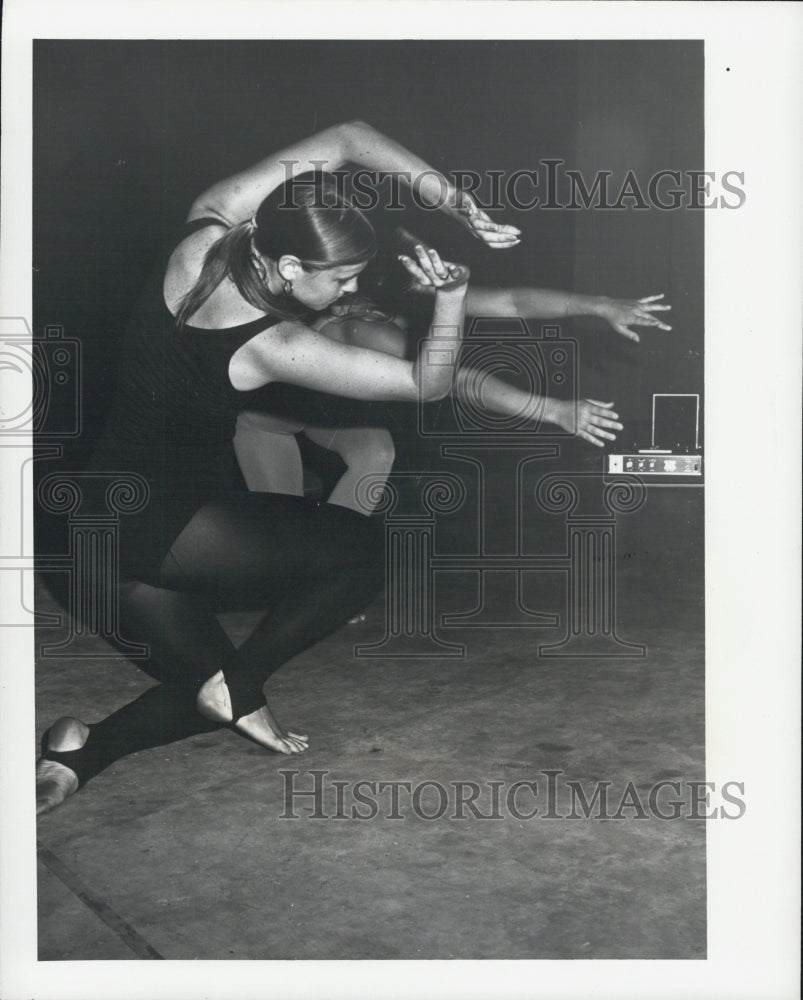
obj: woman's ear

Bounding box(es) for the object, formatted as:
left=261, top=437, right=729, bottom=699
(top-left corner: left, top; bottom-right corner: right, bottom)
left=277, top=255, right=304, bottom=282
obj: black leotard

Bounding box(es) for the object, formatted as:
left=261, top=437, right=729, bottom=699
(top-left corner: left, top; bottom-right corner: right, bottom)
left=42, top=226, right=384, bottom=786
left=88, top=234, right=284, bottom=579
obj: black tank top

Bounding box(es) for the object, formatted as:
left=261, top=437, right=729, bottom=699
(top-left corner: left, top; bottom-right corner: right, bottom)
left=102, top=221, right=288, bottom=448
left=90, top=221, right=302, bottom=577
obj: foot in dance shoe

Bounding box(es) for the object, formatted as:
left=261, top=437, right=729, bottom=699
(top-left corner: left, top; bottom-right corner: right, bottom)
left=36, top=717, right=89, bottom=814
left=196, top=671, right=309, bottom=754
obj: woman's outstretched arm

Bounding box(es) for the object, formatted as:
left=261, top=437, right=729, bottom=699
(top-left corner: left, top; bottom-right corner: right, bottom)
left=188, top=121, right=520, bottom=247
left=452, top=365, right=622, bottom=447
left=313, top=308, right=622, bottom=448
left=465, top=287, right=672, bottom=342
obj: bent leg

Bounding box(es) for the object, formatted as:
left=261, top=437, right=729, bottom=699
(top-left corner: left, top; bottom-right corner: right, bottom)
left=39, top=683, right=221, bottom=792
left=233, top=409, right=306, bottom=495
left=118, top=579, right=235, bottom=687
left=38, top=582, right=235, bottom=810
left=164, top=493, right=384, bottom=721
left=38, top=492, right=384, bottom=808
left=303, top=425, right=395, bottom=514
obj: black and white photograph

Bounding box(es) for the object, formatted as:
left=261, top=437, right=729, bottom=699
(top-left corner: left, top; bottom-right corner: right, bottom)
left=1, top=3, right=800, bottom=998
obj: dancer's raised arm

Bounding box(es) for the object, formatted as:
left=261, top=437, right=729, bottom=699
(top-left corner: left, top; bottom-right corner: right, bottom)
left=189, top=120, right=520, bottom=248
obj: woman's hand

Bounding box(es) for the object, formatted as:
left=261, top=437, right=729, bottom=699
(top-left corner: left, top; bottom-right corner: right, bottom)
left=552, top=399, right=623, bottom=448
left=452, top=191, right=521, bottom=249
left=595, top=294, right=672, bottom=341
left=398, top=244, right=469, bottom=292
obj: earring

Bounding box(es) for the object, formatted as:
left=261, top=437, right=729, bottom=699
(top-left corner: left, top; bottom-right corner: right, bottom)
left=282, top=278, right=294, bottom=296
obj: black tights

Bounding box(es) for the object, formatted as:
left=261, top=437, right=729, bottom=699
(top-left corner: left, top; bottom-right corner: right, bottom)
left=42, top=493, right=384, bottom=786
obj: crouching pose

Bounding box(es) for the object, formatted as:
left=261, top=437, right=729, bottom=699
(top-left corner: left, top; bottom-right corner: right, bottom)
left=36, top=120, right=523, bottom=814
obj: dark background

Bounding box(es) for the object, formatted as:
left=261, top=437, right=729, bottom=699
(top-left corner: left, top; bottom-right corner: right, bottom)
left=33, top=40, right=702, bottom=478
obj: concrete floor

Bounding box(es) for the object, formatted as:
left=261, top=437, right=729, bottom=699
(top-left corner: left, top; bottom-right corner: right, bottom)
left=35, top=483, right=705, bottom=961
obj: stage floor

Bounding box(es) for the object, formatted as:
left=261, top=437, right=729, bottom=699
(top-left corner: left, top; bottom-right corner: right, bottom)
left=34, top=487, right=705, bottom=960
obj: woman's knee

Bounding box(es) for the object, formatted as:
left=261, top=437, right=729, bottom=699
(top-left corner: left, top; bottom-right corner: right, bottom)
left=338, top=429, right=395, bottom=473
left=236, top=409, right=306, bottom=436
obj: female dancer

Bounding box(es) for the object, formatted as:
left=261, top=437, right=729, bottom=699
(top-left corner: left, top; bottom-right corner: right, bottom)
left=36, top=120, right=520, bottom=814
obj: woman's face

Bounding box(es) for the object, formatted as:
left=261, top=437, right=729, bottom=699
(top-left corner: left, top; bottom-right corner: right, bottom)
left=291, top=262, right=367, bottom=312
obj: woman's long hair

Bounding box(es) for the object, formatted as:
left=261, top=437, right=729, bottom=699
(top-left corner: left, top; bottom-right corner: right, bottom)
left=175, top=171, right=376, bottom=329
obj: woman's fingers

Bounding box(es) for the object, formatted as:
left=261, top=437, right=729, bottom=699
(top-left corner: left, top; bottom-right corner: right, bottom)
left=470, top=216, right=522, bottom=236
left=616, top=323, right=641, bottom=342
left=576, top=401, right=623, bottom=443
left=586, top=401, right=619, bottom=416
left=630, top=311, right=672, bottom=332
left=634, top=314, right=671, bottom=330
left=413, top=243, right=439, bottom=282
left=481, top=237, right=522, bottom=249
left=470, top=217, right=522, bottom=247
left=586, top=427, right=617, bottom=441
left=589, top=415, right=623, bottom=431
left=638, top=293, right=666, bottom=303
left=458, top=194, right=521, bottom=247
left=398, top=254, right=430, bottom=286
left=425, top=246, right=450, bottom=280
left=579, top=430, right=605, bottom=448
left=578, top=423, right=616, bottom=444
left=399, top=246, right=466, bottom=287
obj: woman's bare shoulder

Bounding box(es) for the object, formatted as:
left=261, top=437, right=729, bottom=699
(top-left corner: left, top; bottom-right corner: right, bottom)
left=163, top=221, right=228, bottom=313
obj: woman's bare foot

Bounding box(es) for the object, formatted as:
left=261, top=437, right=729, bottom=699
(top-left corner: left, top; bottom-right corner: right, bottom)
left=36, top=717, right=89, bottom=815
left=196, top=671, right=309, bottom=754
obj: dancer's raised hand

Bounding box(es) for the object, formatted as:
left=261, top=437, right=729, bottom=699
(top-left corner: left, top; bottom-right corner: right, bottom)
left=453, top=191, right=521, bottom=249
left=398, top=242, right=469, bottom=291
